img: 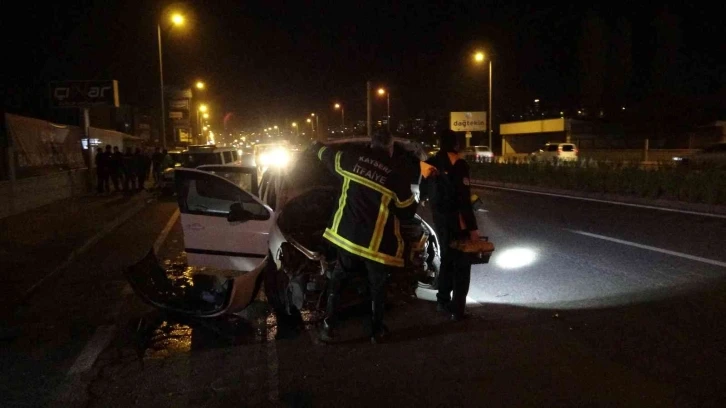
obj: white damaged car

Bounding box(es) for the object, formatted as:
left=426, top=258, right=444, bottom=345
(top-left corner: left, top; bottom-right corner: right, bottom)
left=126, top=138, right=440, bottom=317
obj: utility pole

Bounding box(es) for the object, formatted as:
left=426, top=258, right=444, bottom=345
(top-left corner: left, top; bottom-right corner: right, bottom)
left=488, top=59, right=493, bottom=151
left=157, top=24, right=166, bottom=148
left=366, top=81, right=372, bottom=137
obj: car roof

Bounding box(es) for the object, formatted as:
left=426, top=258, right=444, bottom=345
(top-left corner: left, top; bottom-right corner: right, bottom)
left=198, top=163, right=256, bottom=170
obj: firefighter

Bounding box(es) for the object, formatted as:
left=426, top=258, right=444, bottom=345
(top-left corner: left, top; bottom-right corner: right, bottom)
left=310, top=130, right=417, bottom=343
left=423, top=129, right=480, bottom=321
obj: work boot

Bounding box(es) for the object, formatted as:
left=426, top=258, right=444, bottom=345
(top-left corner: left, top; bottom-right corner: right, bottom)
left=318, top=294, right=339, bottom=343
left=370, top=301, right=389, bottom=344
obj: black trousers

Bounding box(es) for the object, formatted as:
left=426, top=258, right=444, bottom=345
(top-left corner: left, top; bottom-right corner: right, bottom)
left=328, top=249, right=391, bottom=327
left=433, top=212, right=471, bottom=315
left=96, top=171, right=110, bottom=193
left=110, top=172, right=121, bottom=191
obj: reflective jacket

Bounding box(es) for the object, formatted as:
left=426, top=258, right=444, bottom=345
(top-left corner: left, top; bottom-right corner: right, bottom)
left=315, top=143, right=417, bottom=267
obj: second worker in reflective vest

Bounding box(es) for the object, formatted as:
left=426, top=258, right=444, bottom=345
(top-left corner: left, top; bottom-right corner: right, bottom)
left=310, top=130, right=417, bottom=343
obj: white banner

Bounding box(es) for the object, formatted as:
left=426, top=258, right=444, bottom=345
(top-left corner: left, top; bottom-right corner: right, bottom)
left=450, top=111, right=487, bottom=132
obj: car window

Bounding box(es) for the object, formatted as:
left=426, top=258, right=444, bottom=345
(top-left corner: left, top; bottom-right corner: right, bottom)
left=561, top=145, right=575, bottom=152
left=178, top=171, right=268, bottom=219
left=223, top=151, right=233, bottom=163
left=209, top=170, right=255, bottom=193
left=232, top=151, right=238, bottom=161
left=546, top=145, right=559, bottom=152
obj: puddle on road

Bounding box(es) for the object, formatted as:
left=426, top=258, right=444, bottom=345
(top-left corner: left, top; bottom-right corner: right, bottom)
left=126, top=252, right=415, bottom=359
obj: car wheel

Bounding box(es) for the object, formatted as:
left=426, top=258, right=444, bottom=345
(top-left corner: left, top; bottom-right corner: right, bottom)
left=417, top=239, right=440, bottom=290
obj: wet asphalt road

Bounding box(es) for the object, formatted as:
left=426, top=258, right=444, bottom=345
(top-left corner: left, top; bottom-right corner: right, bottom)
left=3, top=189, right=726, bottom=407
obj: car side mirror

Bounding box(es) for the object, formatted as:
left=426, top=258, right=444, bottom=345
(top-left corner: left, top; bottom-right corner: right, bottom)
left=228, top=202, right=253, bottom=223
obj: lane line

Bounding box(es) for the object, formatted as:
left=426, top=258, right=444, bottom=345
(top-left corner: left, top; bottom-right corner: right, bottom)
left=65, top=207, right=180, bottom=379
left=153, top=208, right=180, bottom=254
left=67, top=325, right=116, bottom=375
left=569, top=230, right=726, bottom=268
left=473, top=184, right=726, bottom=219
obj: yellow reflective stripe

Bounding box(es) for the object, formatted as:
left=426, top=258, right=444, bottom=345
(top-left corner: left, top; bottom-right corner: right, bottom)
left=333, top=157, right=411, bottom=207
left=324, top=229, right=404, bottom=267
left=317, top=146, right=327, bottom=160
left=332, top=177, right=350, bottom=232
left=369, top=195, right=391, bottom=252
left=395, top=194, right=415, bottom=208
left=394, top=217, right=404, bottom=259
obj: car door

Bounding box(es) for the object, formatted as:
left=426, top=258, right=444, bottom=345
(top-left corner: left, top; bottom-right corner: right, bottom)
left=174, top=168, right=274, bottom=272
left=196, top=164, right=259, bottom=197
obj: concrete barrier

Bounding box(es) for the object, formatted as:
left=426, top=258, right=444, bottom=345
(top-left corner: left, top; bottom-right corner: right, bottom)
left=0, top=169, right=89, bottom=219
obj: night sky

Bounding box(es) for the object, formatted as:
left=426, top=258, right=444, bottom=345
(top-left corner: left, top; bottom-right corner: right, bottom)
left=2, top=1, right=725, bottom=130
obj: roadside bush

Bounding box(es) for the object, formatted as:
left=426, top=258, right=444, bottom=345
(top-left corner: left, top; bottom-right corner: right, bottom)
left=469, top=160, right=726, bottom=205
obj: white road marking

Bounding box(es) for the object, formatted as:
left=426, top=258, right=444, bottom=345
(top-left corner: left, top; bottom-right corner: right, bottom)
left=474, top=184, right=726, bottom=219
left=67, top=325, right=116, bottom=375
left=569, top=230, right=726, bottom=268
left=153, top=208, right=180, bottom=254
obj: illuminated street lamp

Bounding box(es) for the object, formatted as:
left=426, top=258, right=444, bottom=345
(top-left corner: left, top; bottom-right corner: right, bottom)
left=310, top=113, right=319, bottom=138
left=306, top=117, right=315, bottom=135
left=377, top=88, right=390, bottom=132
left=473, top=50, right=493, bottom=152
left=197, top=104, right=209, bottom=141
left=334, top=103, right=344, bottom=129
left=193, top=82, right=206, bottom=142
left=157, top=12, right=185, bottom=148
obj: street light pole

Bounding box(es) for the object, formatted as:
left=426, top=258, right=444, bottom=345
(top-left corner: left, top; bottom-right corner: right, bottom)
left=157, top=23, right=166, bottom=149
left=474, top=51, right=493, bottom=151
left=334, top=103, right=344, bottom=130
left=488, top=59, right=493, bottom=151
left=386, top=93, right=390, bottom=132
left=366, top=81, right=372, bottom=137
left=377, top=87, right=390, bottom=132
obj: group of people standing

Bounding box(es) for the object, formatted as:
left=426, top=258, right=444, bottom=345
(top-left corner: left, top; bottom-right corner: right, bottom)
left=310, top=129, right=480, bottom=344
left=94, top=145, right=174, bottom=194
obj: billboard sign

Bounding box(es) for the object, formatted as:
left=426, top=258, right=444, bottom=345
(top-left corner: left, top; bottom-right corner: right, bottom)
left=450, top=111, right=487, bottom=132
left=169, top=99, right=189, bottom=109
left=50, top=80, right=119, bottom=108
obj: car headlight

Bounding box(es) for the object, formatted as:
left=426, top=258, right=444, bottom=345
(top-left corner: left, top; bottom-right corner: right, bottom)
left=672, top=157, right=683, bottom=161
left=259, top=153, right=270, bottom=166
left=271, top=149, right=290, bottom=166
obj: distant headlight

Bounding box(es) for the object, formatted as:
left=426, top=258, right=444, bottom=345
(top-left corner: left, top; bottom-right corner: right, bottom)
left=672, top=157, right=683, bottom=161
